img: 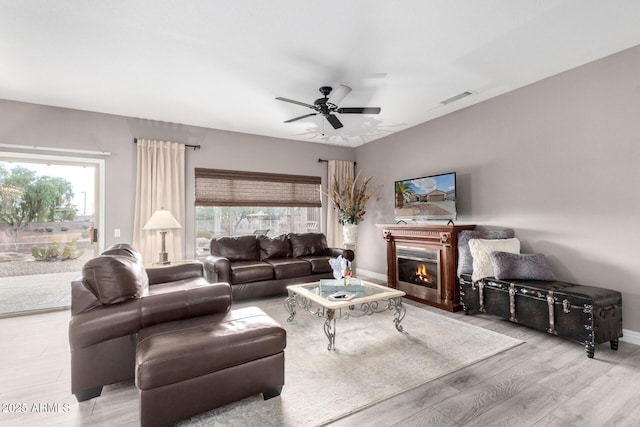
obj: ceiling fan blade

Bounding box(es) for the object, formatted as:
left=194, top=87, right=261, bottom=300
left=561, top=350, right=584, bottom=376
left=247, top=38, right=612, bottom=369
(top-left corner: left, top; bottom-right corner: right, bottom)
left=275, top=97, right=315, bottom=109
left=325, top=114, right=343, bottom=129
left=327, top=84, right=352, bottom=105
left=336, top=107, right=381, bottom=114
left=284, top=113, right=317, bottom=123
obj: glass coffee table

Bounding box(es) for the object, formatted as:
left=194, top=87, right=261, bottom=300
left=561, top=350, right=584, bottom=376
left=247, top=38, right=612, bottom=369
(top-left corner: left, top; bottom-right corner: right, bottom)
left=285, top=280, right=406, bottom=351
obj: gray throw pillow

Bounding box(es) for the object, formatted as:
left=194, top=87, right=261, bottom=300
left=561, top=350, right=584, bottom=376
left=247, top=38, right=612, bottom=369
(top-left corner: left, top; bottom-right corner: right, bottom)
left=457, top=229, right=514, bottom=277
left=490, top=251, right=557, bottom=281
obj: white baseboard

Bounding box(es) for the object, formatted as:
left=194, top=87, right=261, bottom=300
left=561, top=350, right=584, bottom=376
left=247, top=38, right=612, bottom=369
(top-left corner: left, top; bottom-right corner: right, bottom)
left=621, top=328, right=640, bottom=346
left=356, top=268, right=387, bottom=283
left=356, top=267, right=640, bottom=346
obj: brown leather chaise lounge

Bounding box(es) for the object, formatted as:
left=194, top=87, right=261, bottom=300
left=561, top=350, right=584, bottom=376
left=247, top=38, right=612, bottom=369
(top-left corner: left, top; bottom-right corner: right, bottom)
left=69, top=244, right=286, bottom=426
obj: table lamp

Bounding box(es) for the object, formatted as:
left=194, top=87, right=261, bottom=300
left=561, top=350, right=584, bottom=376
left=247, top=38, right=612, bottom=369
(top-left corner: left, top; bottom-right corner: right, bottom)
left=143, top=208, right=181, bottom=264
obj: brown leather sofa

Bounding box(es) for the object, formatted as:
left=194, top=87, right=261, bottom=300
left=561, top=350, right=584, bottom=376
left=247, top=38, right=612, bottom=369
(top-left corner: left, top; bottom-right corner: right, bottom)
left=68, top=243, right=235, bottom=402
left=203, top=232, right=355, bottom=300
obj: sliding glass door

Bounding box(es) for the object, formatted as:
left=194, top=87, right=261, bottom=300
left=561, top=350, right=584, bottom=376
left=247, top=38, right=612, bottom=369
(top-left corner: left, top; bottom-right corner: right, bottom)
left=0, top=151, right=104, bottom=316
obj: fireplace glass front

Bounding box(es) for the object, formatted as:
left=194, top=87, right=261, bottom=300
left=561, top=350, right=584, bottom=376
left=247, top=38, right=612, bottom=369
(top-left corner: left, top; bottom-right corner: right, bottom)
left=396, top=246, right=441, bottom=303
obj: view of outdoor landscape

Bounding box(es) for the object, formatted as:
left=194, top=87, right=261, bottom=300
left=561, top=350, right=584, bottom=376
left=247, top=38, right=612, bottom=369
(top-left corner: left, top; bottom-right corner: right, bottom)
left=1, top=160, right=320, bottom=313
left=0, top=161, right=94, bottom=273
left=195, top=206, right=321, bottom=258
left=0, top=160, right=95, bottom=314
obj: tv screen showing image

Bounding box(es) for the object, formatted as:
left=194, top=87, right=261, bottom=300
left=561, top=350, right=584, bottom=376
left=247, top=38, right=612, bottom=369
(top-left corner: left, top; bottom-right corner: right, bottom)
left=394, top=172, right=456, bottom=222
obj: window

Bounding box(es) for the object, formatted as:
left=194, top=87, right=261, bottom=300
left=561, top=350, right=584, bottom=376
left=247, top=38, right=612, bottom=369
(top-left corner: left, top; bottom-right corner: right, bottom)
left=194, top=169, right=322, bottom=258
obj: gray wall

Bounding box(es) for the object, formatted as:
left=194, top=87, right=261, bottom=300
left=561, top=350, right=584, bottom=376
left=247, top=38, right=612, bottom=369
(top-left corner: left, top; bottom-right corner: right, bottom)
left=2, top=44, right=638, bottom=334
left=355, top=45, right=640, bottom=332
left=0, top=100, right=354, bottom=259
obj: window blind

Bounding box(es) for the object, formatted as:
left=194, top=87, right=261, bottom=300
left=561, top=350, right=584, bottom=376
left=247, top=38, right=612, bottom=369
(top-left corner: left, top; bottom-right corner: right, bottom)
left=195, top=168, right=321, bottom=207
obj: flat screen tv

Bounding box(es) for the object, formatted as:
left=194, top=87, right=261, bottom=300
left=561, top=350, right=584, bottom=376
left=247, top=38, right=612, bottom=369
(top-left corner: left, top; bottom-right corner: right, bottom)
left=394, top=172, right=456, bottom=223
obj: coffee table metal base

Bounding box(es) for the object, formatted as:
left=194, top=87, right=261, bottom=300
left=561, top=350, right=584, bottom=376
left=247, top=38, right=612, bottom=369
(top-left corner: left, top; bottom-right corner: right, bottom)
left=285, top=293, right=406, bottom=351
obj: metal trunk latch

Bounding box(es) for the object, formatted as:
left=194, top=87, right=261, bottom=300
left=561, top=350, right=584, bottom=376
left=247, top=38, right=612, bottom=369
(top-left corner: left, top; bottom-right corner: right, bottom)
left=509, top=283, right=516, bottom=322
left=547, top=290, right=557, bottom=335
left=562, top=299, right=571, bottom=314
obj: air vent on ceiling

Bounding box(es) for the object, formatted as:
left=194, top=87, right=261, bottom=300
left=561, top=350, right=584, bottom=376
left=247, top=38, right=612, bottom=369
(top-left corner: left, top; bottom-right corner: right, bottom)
left=440, top=91, right=473, bottom=105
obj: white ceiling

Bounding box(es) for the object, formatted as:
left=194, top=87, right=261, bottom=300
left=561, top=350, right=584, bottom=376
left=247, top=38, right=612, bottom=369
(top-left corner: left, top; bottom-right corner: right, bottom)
left=2, top=1, right=640, bottom=147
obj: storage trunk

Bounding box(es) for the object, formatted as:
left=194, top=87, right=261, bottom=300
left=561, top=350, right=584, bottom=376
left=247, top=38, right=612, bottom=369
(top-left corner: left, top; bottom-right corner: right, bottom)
left=459, top=274, right=623, bottom=358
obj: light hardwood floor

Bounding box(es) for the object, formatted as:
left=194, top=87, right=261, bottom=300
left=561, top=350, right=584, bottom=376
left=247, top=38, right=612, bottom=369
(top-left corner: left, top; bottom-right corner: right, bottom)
left=330, top=301, right=640, bottom=427
left=1, top=302, right=638, bottom=426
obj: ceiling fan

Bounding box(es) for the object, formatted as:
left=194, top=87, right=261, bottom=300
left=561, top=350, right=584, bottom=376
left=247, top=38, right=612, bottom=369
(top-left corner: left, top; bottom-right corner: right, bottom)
left=275, top=85, right=381, bottom=129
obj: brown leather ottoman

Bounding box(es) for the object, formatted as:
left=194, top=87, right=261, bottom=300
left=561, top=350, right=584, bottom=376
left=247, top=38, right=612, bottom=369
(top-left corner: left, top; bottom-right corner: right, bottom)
left=135, top=306, right=286, bottom=427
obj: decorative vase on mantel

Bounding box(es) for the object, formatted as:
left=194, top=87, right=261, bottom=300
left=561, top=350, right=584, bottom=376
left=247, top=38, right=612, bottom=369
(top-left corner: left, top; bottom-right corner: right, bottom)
left=342, top=223, right=358, bottom=245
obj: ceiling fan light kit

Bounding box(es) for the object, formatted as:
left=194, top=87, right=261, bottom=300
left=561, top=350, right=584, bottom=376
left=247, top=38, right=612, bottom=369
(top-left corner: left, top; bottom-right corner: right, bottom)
left=276, top=85, right=381, bottom=130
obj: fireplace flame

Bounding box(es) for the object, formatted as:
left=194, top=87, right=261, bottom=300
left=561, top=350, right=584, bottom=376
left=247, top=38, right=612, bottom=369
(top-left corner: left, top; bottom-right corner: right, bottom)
left=415, top=264, right=433, bottom=284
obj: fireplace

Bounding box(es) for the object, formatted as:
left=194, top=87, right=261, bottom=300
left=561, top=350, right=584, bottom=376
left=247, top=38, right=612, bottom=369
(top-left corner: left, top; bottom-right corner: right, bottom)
left=378, top=224, right=476, bottom=312
left=397, top=246, right=441, bottom=302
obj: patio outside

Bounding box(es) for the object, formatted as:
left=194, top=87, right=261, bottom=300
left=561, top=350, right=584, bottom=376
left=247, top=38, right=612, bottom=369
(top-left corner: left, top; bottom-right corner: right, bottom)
left=0, top=222, right=93, bottom=315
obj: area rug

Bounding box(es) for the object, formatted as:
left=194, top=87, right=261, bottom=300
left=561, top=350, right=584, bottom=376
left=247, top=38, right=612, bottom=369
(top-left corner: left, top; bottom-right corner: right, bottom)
left=178, top=296, right=522, bottom=427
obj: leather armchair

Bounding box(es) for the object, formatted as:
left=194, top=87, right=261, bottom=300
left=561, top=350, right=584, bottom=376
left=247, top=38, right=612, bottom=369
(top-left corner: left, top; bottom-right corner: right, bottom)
left=69, top=244, right=232, bottom=401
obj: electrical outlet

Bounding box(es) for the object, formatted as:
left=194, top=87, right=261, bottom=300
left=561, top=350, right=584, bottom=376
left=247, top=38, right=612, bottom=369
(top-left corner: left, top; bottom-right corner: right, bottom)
left=114, top=228, right=121, bottom=238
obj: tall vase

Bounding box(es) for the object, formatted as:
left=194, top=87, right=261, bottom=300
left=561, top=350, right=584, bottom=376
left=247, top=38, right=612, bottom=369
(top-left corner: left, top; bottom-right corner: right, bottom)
left=342, top=223, right=358, bottom=245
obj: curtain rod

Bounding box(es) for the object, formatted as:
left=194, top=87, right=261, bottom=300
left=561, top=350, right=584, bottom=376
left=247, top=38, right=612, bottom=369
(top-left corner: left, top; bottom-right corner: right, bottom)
left=134, top=138, right=201, bottom=150
left=0, top=143, right=111, bottom=156
left=318, top=158, right=357, bottom=166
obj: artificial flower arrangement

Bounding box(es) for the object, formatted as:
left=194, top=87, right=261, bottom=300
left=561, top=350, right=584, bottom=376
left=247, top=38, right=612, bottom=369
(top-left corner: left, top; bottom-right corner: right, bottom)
left=325, top=173, right=381, bottom=225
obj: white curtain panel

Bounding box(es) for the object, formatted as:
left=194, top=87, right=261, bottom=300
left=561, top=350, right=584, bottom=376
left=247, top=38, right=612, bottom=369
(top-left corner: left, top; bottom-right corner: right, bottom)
left=133, top=139, right=186, bottom=263
left=326, top=160, right=355, bottom=247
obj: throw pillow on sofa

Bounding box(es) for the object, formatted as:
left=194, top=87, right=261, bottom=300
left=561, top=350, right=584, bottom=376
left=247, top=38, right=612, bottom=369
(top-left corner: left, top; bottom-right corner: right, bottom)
left=457, top=228, right=515, bottom=277
left=102, top=243, right=143, bottom=262
left=258, top=234, right=291, bottom=260
left=289, top=233, right=328, bottom=258
left=468, top=237, right=520, bottom=282
left=82, top=255, right=149, bottom=305
left=210, top=235, right=259, bottom=261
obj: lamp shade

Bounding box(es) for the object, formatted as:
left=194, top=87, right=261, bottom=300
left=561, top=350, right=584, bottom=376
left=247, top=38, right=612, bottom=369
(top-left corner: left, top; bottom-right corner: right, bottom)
left=143, top=208, right=182, bottom=231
